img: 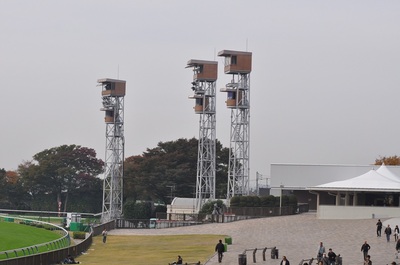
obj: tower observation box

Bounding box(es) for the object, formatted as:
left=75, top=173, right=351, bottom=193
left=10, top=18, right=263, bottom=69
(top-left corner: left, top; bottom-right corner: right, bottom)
left=187, top=59, right=218, bottom=82
left=218, top=50, right=252, bottom=74
left=186, top=60, right=218, bottom=114
left=98, top=78, right=126, bottom=123
left=99, top=78, right=126, bottom=97
left=218, top=50, right=252, bottom=108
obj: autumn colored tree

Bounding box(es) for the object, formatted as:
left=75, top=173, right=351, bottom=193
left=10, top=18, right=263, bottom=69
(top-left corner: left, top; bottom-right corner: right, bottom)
left=18, top=145, right=104, bottom=212
left=374, top=156, right=400, bottom=165
left=124, top=138, right=229, bottom=204
left=0, top=169, right=28, bottom=209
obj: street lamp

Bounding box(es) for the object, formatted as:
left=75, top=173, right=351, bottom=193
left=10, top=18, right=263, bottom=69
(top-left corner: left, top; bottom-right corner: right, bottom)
left=279, top=184, right=284, bottom=215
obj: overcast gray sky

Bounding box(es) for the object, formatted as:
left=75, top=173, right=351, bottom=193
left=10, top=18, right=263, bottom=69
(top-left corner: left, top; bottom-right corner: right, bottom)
left=1, top=1, right=399, bottom=187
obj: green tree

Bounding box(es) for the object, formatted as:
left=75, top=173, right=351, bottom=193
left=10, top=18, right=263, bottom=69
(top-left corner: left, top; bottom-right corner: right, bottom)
left=0, top=169, right=29, bottom=209
left=199, top=199, right=225, bottom=214
left=124, top=138, right=229, bottom=204
left=18, top=145, right=104, bottom=212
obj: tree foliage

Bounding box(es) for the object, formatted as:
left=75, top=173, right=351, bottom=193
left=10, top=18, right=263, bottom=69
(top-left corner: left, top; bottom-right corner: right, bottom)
left=0, top=169, right=29, bottom=209
left=124, top=138, right=229, bottom=204
left=123, top=200, right=153, bottom=219
left=199, top=199, right=225, bottom=215
left=18, top=145, right=104, bottom=212
left=374, top=155, right=400, bottom=165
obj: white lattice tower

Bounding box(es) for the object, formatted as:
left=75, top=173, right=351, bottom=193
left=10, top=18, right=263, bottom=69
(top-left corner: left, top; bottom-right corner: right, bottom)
left=187, top=60, right=217, bottom=212
left=98, top=78, right=126, bottom=222
left=218, top=50, right=252, bottom=202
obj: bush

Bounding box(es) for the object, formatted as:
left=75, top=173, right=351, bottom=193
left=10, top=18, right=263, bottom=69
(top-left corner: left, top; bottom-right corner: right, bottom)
left=230, top=196, right=240, bottom=207
left=123, top=201, right=152, bottom=219
left=73, top=231, right=86, bottom=239
left=123, top=200, right=136, bottom=219
left=199, top=200, right=225, bottom=214
left=248, top=196, right=261, bottom=207
left=153, top=205, right=167, bottom=217
left=239, top=196, right=248, bottom=207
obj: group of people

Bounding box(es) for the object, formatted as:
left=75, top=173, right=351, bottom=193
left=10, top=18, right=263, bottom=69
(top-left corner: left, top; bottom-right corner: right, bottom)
left=316, top=242, right=339, bottom=265
left=63, top=255, right=80, bottom=264
left=376, top=219, right=400, bottom=264
left=376, top=219, right=400, bottom=242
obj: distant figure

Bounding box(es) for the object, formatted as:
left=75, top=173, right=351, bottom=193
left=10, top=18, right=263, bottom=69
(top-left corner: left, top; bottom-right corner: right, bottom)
left=376, top=219, right=382, bottom=237
left=321, top=253, right=329, bottom=265
left=63, top=254, right=80, bottom=264
left=364, top=254, right=372, bottom=265
left=215, top=239, right=225, bottom=263
left=280, top=255, right=290, bottom=265
left=361, top=241, right=371, bottom=260
left=385, top=225, right=392, bottom=242
left=171, top=255, right=183, bottom=264
left=391, top=262, right=396, bottom=265
left=327, top=248, right=336, bottom=265
left=396, top=238, right=400, bottom=252
left=395, top=225, right=400, bottom=241
left=212, top=203, right=220, bottom=215
left=102, top=229, right=108, bottom=243
left=317, top=242, right=326, bottom=262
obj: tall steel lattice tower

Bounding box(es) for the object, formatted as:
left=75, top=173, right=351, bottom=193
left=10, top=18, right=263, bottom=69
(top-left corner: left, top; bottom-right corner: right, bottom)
left=98, top=78, right=126, bottom=222
left=219, top=50, right=252, bottom=201
left=186, top=60, right=218, bottom=212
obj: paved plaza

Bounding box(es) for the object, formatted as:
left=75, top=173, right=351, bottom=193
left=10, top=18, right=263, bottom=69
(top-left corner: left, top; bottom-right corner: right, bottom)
left=110, top=212, right=400, bottom=265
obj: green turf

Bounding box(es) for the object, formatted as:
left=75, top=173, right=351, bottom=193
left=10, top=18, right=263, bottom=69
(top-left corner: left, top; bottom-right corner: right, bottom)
left=77, top=234, right=226, bottom=265
left=0, top=221, right=63, bottom=259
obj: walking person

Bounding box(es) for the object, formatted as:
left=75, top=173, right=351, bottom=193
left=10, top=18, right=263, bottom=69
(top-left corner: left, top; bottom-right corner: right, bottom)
left=215, top=239, right=225, bottom=263
left=102, top=229, right=108, bottom=243
left=395, top=225, right=400, bottom=241
left=361, top=241, right=371, bottom=260
left=280, top=255, right=290, bottom=265
left=386, top=225, right=393, bottom=242
left=364, top=255, right=372, bottom=265
left=317, top=242, right=326, bottom=262
left=377, top=219, right=383, bottom=237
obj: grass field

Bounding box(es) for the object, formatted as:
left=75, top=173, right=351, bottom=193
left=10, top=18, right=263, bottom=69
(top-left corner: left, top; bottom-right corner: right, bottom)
left=0, top=221, right=63, bottom=259
left=77, top=233, right=226, bottom=265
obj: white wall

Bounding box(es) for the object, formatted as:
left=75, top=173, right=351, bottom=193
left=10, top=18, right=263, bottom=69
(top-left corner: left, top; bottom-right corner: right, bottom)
left=318, top=205, right=400, bottom=219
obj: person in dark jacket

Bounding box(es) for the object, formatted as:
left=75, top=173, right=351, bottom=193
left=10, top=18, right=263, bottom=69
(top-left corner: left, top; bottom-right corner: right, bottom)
left=376, top=219, right=382, bottom=237
left=385, top=225, right=392, bottom=242
left=327, top=248, right=336, bottom=265
left=215, top=239, right=225, bottom=263
left=171, top=255, right=183, bottom=264
left=280, top=255, right=290, bottom=265
left=361, top=241, right=371, bottom=260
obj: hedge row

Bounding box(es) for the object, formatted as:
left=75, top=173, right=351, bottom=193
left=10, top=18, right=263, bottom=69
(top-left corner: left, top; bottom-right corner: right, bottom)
left=229, top=195, right=297, bottom=207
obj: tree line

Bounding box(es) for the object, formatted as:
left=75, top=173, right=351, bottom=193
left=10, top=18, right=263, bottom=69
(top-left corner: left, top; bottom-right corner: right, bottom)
left=0, top=138, right=229, bottom=214
left=1, top=140, right=397, bottom=214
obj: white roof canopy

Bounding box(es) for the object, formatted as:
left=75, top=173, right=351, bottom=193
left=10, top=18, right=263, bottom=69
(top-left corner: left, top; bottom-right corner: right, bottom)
left=308, top=164, right=400, bottom=192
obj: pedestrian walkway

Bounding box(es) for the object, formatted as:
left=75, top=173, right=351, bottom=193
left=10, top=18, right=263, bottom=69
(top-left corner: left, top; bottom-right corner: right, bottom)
left=110, top=212, right=400, bottom=265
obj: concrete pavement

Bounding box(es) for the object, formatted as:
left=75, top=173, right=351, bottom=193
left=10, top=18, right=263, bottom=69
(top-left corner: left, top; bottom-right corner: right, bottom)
left=110, top=212, right=400, bottom=265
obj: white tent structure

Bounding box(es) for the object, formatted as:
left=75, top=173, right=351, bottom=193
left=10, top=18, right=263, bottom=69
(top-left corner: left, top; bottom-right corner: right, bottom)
left=308, top=164, right=400, bottom=219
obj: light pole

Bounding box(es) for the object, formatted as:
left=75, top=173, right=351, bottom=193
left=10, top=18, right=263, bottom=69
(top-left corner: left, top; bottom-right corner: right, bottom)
left=279, top=184, right=284, bottom=215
